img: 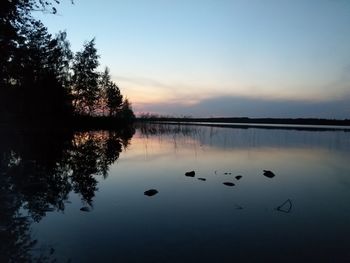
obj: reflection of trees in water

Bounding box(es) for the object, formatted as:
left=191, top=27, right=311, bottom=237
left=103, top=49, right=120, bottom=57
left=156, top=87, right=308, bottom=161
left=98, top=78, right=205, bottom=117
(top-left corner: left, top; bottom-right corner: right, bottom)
left=68, top=130, right=129, bottom=205
left=0, top=126, right=134, bottom=262
left=0, top=155, right=56, bottom=262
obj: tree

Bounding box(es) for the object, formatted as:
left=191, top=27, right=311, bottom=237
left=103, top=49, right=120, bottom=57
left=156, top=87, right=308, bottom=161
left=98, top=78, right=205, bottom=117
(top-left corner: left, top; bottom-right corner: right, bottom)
left=119, top=98, right=135, bottom=121
left=0, top=0, right=33, bottom=87
left=71, top=38, right=100, bottom=115
left=0, top=0, right=70, bottom=86
left=99, top=67, right=123, bottom=117
left=106, top=82, right=123, bottom=117
left=48, top=31, right=73, bottom=88
left=9, top=20, right=73, bottom=118
left=0, top=0, right=75, bottom=120
left=98, top=67, right=111, bottom=116
left=0, top=0, right=135, bottom=123
left=18, top=20, right=52, bottom=86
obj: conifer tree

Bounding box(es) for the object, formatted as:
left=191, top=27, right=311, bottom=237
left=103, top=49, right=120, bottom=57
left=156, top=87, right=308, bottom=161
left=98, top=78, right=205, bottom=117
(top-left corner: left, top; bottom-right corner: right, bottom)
left=100, top=67, right=123, bottom=117
left=71, top=39, right=99, bottom=115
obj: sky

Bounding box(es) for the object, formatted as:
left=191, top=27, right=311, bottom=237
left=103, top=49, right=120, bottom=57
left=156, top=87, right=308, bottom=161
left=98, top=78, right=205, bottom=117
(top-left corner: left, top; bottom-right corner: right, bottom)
left=36, top=0, right=350, bottom=118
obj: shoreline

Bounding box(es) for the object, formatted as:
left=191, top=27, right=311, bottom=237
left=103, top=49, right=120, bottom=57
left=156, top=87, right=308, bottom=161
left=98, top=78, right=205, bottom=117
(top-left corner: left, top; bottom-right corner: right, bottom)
left=137, top=117, right=350, bottom=126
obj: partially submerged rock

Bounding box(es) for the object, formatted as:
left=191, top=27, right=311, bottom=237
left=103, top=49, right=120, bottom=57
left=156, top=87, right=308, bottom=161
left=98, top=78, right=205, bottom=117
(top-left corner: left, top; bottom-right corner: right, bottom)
left=235, top=175, right=242, bottom=180
left=144, top=189, right=158, bottom=196
left=185, top=171, right=195, bottom=177
left=276, top=199, right=292, bottom=213
left=80, top=207, right=90, bottom=212
left=235, top=204, right=243, bottom=210
left=263, top=170, right=275, bottom=178
left=223, top=182, right=235, bottom=186
left=198, top=178, right=206, bottom=181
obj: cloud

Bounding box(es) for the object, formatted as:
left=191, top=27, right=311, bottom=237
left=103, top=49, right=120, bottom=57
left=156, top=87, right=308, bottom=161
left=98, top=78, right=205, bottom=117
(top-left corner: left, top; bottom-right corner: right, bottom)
left=113, top=75, right=175, bottom=90
left=111, top=74, right=350, bottom=118
left=112, top=74, right=219, bottom=104
left=135, top=95, right=350, bottom=119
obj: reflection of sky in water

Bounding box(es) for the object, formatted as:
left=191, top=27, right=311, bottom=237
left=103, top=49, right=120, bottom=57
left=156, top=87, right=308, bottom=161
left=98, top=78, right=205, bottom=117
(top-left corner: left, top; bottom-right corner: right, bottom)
left=31, top=125, right=350, bottom=262
left=136, top=125, right=350, bottom=152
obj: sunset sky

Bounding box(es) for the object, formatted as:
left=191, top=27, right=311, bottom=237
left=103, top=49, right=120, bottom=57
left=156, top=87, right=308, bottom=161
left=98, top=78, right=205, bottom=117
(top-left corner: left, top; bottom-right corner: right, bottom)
left=37, top=0, right=350, bottom=118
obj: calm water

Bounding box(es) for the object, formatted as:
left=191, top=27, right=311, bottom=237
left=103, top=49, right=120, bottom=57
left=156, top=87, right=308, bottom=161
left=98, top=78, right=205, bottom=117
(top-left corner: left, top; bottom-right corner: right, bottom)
left=1, top=123, right=350, bottom=262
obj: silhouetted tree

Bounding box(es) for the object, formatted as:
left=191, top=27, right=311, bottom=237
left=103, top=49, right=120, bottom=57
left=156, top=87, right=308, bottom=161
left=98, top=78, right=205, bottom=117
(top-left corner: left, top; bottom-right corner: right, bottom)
left=1, top=0, right=33, bottom=87
left=119, top=98, right=135, bottom=121
left=71, top=39, right=100, bottom=116
left=48, top=31, right=73, bottom=87
left=98, top=67, right=111, bottom=115
left=12, top=20, right=73, bottom=119
left=0, top=0, right=68, bottom=87
left=107, top=88, right=123, bottom=117
left=99, top=67, right=123, bottom=117
left=0, top=2, right=74, bottom=121
left=0, top=0, right=135, bottom=124
left=106, top=82, right=123, bottom=117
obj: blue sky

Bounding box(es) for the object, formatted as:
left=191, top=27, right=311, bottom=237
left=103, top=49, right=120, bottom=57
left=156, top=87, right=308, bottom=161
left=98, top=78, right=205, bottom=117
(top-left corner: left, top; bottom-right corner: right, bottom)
left=37, top=0, right=350, bottom=118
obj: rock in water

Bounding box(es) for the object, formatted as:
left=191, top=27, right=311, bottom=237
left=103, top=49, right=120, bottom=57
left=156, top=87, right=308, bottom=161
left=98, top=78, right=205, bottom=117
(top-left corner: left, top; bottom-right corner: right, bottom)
left=263, top=170, right=275, bottom=178
left=80, top=207, right=90, bottom=212
left=235, top=204, right=243, bottom=210
left=144, top=189, right=158, bottom=196
left=185, top=171, right=195, bottom=177
left=276, top=199, right=292, bottom=213
left=223, top=182, right=235, bottom=186
left=235, top=175, right=242, bottom=180
left=198, top=178, right=206, bottom=181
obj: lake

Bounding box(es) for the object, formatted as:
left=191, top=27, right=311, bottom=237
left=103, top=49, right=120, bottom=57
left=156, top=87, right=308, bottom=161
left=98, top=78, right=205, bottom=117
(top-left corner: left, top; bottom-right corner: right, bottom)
left=1, top=123, right=350, bottom=262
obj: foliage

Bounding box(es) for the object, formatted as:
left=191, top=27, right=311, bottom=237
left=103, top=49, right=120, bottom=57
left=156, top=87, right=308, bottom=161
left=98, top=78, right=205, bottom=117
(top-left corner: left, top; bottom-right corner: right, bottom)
left=120, top=98, right=136, bottom=120
left=71, top=38, right=100, bottom=115
left=101, top=67, right=123, bottom=117
left=0, top=0, right=134, bottom=124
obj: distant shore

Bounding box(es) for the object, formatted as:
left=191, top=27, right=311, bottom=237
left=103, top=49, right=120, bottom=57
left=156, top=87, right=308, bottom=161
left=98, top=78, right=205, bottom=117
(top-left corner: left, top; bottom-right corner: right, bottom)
left=137, top=117, right=350, bottom=127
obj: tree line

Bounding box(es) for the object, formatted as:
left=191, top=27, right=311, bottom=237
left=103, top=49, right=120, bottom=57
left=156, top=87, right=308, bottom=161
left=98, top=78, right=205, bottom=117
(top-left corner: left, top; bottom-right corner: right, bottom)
left=0, top=0, right=134, bottom=124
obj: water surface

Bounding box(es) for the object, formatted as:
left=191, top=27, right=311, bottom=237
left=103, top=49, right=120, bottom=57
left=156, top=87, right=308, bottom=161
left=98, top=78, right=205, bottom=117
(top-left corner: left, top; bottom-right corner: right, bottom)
left=1, top=123, right=350, bottom=262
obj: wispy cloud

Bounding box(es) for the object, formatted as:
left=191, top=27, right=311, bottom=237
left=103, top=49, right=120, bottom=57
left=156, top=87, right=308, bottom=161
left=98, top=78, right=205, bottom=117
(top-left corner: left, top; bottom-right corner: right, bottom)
left=112, top=74, right=218, bottom=104
left=113, top=75, right=175, bottom=90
